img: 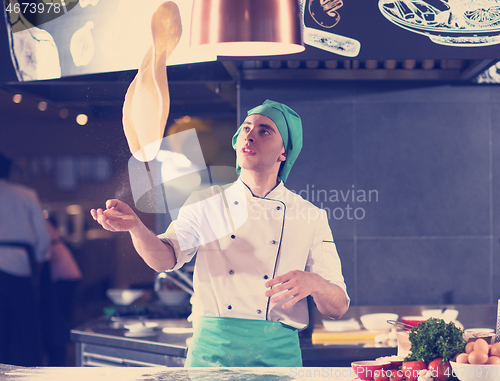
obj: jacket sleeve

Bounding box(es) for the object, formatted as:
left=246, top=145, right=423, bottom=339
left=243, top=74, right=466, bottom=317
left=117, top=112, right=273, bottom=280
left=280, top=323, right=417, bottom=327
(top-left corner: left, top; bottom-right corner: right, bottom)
left=157, top=192, right=202, bottom=271
left=305, top=209, right=350, bottom=304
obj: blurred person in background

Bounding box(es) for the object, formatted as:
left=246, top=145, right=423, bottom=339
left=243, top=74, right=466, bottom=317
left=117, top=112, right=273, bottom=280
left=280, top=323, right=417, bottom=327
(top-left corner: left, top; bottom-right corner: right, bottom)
left=0, top=152, right=50, bottom=366
left=41, top=218, right=82, bottom=366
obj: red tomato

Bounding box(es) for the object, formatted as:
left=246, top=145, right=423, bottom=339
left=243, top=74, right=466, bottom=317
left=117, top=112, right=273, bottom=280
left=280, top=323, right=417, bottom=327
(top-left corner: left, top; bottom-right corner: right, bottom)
left=428, top=358, right=452, bottom=381
left=388, top=369, right=404, bottom=381
left=373, top=369, right=388, bottom=381
left=402, top=361, right=427, bottom=381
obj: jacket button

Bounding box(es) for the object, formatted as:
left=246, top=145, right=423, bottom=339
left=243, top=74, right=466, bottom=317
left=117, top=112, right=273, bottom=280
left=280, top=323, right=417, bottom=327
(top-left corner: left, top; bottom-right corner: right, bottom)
left=231, top=234, right=236, bottom=239
left=234, top=201, right=239, bottom=205
left=228, top=305, right=232, bottom=310
left=263, top=275, right=268, bottom=280
left=276, top=206, right=281, bottom=211
left=229, top=270, right=234, bottom=275
left=257, top=309, right=262, bottom=314
left=271, top=240, right=276, bottom=245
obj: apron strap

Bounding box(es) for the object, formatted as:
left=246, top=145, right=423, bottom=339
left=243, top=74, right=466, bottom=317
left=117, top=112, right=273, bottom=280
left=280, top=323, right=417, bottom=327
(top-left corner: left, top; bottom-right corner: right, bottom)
left=185, top=316, right=303, bottom=367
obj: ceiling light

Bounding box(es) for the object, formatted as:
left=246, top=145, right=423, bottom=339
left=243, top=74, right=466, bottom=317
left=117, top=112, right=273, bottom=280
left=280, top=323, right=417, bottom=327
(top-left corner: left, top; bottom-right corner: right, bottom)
left=59, top=109, right=69, bottom=119
left=38, top=101, right=48, bottom=111
left=76, top=114, right=88, bottom=125
left=12, top=94, right=22, bottom=103
left=190, top=0, right=304, bottom=57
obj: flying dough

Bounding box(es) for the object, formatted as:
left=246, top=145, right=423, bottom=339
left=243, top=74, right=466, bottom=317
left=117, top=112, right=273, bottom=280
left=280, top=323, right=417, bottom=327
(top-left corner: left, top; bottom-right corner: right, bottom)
left=122, top=2, right=182, bottom=162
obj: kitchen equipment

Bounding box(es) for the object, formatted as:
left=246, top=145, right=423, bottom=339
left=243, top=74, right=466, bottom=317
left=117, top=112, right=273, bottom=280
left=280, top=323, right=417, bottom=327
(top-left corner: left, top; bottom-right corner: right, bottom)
left=156, top=290, right=189, bottom=306
left=496, top=299, right=500, bottom=343
left=154, top=270, right=193, bottom=306
left=106, top=289, right=146, bottom=306
left=387, top=319, right=414, bottom=331
left=360, top=313, right=399, bottom=332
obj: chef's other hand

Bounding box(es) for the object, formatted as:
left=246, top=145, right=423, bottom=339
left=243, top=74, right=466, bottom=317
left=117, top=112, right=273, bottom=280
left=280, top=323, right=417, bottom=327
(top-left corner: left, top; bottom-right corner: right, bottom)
left=90, top=199, right=140, bottom=232
left=264, top=270, right=322, bottom=309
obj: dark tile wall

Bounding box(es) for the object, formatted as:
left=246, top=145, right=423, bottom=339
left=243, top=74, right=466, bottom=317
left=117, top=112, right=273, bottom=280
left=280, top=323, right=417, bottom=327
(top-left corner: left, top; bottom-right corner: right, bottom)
left=239, top=81, right=500, bottom=306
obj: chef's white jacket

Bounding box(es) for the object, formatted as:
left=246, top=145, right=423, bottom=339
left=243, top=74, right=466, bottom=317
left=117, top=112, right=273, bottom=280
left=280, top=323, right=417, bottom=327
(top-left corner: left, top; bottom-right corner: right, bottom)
left=158, top=178, right=349, bottom=330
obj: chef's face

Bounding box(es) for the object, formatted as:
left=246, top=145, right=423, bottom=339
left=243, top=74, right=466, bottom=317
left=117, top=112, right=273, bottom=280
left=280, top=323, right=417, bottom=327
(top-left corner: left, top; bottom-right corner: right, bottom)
left=235, top=114, right=287, bottom=176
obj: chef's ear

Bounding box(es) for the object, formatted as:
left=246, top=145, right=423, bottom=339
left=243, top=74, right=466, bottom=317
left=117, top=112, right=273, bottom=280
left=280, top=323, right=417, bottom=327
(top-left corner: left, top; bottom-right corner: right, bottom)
left=278, top=148, right=287, bottom=163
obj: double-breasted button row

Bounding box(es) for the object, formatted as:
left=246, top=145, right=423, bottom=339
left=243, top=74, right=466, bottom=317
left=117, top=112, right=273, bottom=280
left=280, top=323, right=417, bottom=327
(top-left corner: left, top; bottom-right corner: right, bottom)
left=227, top=270, right=268, bottom=279
left=231, top=235, right=278, bottom=244
left=227, top=305, right=263, bottom=315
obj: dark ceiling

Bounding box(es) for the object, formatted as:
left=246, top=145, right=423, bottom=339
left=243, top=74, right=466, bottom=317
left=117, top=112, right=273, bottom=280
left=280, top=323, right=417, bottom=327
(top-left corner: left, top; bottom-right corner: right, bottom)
left=0, top=58, right=497, bottom=121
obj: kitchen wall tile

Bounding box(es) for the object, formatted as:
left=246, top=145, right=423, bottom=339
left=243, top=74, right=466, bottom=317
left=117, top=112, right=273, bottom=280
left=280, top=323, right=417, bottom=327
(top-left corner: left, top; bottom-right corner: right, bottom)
left=354, top=83, right=492, bottom=104
left=489, top=86, right=500, bottom=103
left=490, top=100, right=500, bottom=303
left=355, top=101, right=491, bottom=237
left=356, top=238, right=491, bottom=306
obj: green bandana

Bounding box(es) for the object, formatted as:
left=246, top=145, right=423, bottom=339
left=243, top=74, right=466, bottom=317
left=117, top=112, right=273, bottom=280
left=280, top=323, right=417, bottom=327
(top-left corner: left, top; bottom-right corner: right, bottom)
left=232, top=100, right=303, bottom=183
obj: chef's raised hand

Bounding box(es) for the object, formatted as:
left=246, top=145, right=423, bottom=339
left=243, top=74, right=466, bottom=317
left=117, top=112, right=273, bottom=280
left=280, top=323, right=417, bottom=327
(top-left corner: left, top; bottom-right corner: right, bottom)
left=90, top=199, right=141, bottom=232
left=264, top=270, right=321, bottom=309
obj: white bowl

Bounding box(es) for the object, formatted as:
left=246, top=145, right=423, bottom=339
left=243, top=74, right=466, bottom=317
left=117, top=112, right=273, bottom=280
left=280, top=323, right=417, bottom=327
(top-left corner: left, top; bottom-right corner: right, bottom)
left=156, top=290, right=189, bottom=306
left=360, top=313, right=398, bottom=332
left=106, top=289, right=146, bottom=305
left=450, top=361, right=500, bottom=381
left=422, top=309, right=459, bottom=322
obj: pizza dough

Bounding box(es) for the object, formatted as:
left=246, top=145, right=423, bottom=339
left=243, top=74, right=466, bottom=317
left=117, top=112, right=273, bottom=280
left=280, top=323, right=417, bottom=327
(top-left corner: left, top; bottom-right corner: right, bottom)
left=122, top=1, right=182, bottom=162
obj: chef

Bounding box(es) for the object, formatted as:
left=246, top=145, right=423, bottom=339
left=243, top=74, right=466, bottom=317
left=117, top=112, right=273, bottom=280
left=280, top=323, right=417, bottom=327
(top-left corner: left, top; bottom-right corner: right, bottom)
left=91, top=100, right=349, bottom=367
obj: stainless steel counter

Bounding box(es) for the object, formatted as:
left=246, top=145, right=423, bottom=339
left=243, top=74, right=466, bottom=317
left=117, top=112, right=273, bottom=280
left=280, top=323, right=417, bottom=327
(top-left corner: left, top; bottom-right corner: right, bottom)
left=71, top=318, right=192, bottom=367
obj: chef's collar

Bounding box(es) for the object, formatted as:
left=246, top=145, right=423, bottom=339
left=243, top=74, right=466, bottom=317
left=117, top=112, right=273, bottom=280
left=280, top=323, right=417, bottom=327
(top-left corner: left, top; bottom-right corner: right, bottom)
left=232, top=100, right=303, bottom=183
left=237, top=177, right=286, bottom=201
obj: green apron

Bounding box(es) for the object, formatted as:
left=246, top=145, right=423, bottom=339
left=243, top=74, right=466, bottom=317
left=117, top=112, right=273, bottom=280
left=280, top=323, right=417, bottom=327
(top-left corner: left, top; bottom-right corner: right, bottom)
left=185, top=316, right=303, bottom=367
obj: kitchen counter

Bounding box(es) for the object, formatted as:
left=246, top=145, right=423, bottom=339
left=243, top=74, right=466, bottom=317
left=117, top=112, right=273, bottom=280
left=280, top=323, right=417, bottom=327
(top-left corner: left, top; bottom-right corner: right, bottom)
left=325, top=304, right=498, bottom=330
left=71, top=317, right=192, bottom=367
left=71, top=316, right=397, bottom=367
left=71, top=304, right=498, bottom=367
left=0, top=364, right=357, bottom=380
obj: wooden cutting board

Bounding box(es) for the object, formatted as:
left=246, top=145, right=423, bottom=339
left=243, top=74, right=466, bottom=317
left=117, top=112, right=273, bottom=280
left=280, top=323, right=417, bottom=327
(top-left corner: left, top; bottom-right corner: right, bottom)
left=311, top=328, right=380, bottom=344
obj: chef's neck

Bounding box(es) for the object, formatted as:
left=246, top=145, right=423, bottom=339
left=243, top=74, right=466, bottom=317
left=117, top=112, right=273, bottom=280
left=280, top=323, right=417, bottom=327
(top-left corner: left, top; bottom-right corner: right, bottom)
left=240, top=170, right=280, bottom=198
